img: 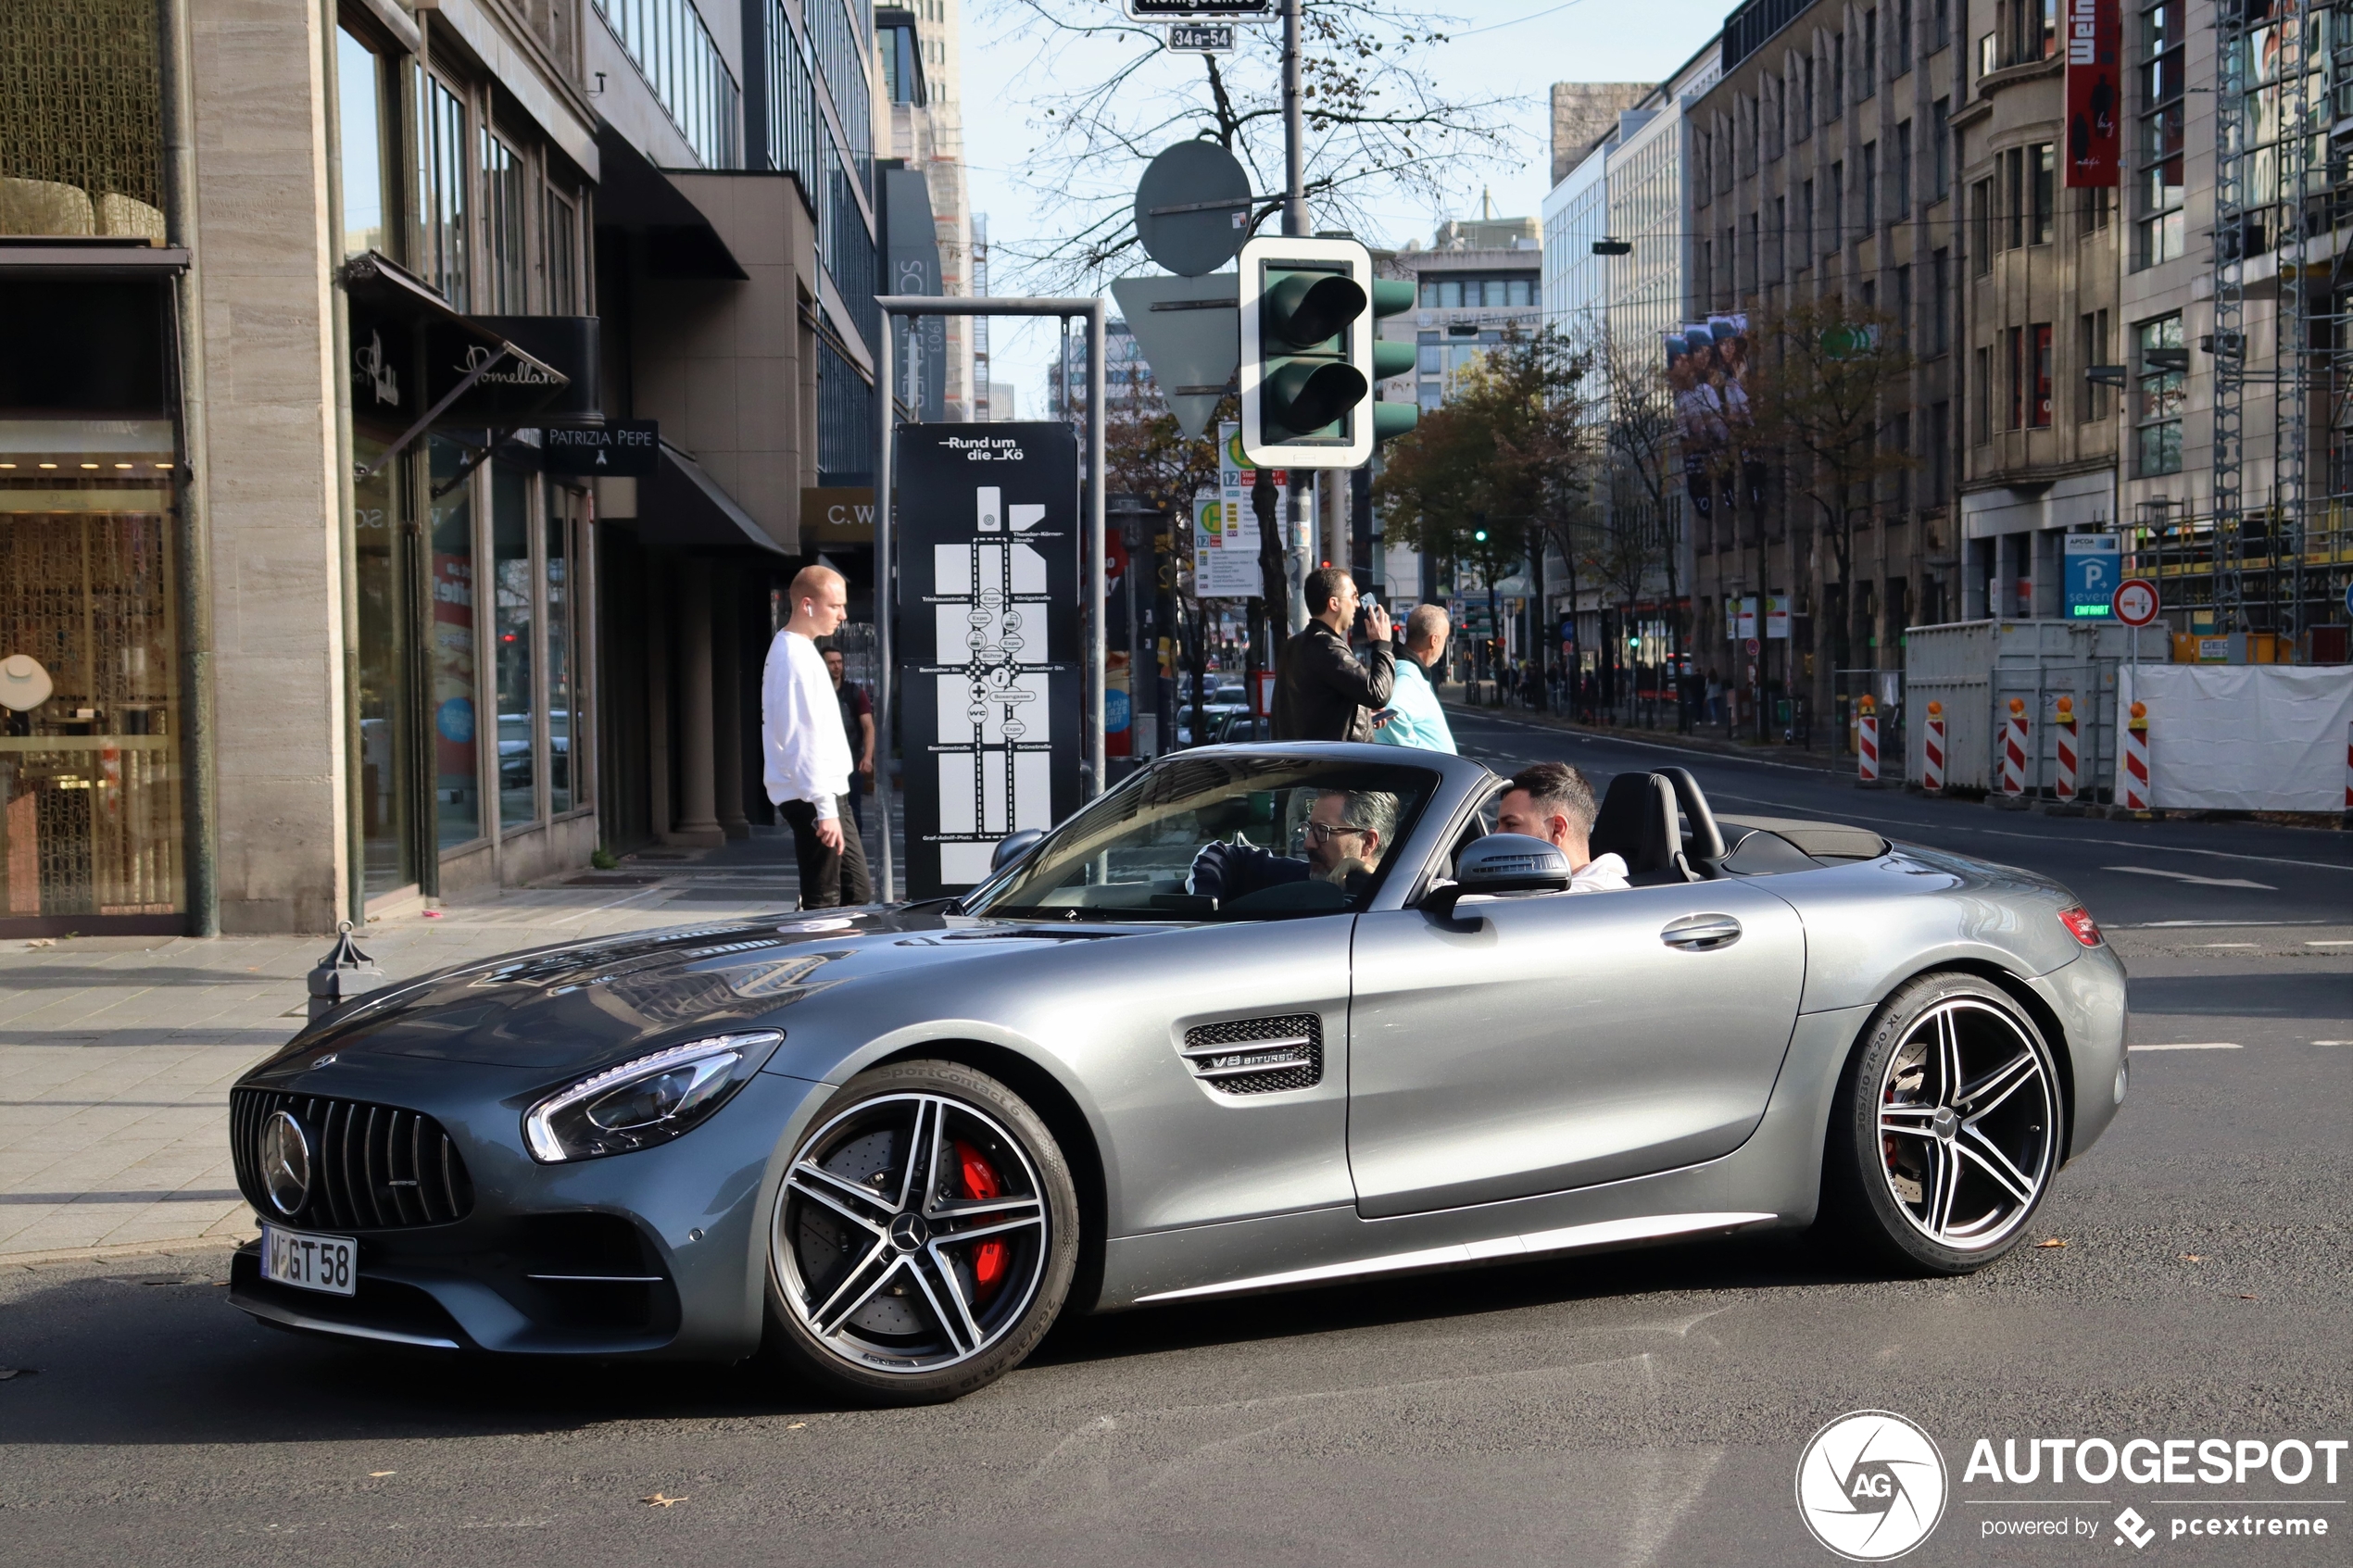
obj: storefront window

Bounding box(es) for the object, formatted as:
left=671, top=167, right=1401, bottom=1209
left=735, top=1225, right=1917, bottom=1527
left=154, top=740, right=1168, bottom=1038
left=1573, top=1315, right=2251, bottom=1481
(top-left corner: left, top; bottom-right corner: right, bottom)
left=428, top=436, right=480, bottom=848
left=336, top=29, right=385, bottom=257
left=354, top=437, right=416, bottom=892
left=546, top=495, right=573, bottom=815
left=0, top=420, right=182, bottom=922
left=492, top=459, right=536, bottom=831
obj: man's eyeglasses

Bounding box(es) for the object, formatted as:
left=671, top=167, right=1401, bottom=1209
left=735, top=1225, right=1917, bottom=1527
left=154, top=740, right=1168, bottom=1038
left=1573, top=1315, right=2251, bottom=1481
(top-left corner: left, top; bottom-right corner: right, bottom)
left=1299, top=821, right=1368, bottom=845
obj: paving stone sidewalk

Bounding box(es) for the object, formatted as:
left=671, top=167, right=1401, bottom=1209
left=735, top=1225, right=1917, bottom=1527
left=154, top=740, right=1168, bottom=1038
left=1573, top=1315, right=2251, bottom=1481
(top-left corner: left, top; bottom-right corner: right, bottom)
left=0, top=823, right=862, bottom=1264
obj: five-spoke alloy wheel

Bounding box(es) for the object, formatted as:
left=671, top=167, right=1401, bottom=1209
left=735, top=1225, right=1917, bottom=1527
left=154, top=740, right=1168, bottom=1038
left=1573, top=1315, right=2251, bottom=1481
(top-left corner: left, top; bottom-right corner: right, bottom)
left=764, top=1060, right=1078, bottom=1403
left=1826, top=972, right=2064, bottom=1273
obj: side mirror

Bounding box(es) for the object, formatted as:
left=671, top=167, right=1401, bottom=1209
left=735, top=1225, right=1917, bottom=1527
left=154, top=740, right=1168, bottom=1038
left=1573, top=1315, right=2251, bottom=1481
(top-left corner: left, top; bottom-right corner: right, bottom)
left=990, top=828, right=1046, bottom=872
left=1421, top=834, right=1571, bottom=919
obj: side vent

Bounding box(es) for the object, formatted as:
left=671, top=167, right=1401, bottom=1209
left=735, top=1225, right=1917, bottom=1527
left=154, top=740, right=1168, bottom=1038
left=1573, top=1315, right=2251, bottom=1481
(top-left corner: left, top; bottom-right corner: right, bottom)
left=1179, top=1013, right=1323, bottom=1096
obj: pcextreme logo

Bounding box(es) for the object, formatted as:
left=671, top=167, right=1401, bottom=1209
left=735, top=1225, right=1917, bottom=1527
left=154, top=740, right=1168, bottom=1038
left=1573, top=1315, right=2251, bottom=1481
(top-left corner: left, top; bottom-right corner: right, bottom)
left=1796, top=1410, right=1951, bottom=1562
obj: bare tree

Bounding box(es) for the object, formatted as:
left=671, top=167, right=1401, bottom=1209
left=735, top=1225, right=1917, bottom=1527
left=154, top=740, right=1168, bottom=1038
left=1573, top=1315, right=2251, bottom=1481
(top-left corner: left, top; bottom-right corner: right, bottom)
left=1744, top=293, right=1917, bottom=722
left=980, top=0, right=1523, bottom=287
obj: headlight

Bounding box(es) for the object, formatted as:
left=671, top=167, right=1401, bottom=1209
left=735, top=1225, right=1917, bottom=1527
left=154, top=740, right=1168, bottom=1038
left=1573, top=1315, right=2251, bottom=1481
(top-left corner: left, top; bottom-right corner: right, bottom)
left=524, top=1032, right=781, bottom=1163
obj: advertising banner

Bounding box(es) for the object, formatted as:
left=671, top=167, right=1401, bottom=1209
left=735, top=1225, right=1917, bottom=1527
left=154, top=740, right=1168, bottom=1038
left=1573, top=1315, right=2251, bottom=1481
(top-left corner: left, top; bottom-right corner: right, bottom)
left=2064, top=0, right=2121, bottom=185
left=1667, top=317, right=1758, bottom=524
left=894, top=423, right=1082, bottom=898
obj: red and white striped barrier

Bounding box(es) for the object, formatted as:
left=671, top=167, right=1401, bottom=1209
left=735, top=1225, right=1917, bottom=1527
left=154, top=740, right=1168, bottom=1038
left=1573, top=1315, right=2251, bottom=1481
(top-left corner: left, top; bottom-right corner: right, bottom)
left=2121, top=701, right=2151, bottom=812
left=1856, top=696, right=1880, bottom=784
left=2053, top=695, right=2079, bottom=803
left=2002, top=698, right=2029, bottom=797
left=2344, top=720, right=2351, bottom=816
left=1921, top=701, right=1945, bottom=794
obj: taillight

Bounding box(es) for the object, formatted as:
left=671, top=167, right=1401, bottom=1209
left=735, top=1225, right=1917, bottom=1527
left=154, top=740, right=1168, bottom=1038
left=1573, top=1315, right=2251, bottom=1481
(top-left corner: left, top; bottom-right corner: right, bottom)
left=2057, top=906, right=2103, bottom=947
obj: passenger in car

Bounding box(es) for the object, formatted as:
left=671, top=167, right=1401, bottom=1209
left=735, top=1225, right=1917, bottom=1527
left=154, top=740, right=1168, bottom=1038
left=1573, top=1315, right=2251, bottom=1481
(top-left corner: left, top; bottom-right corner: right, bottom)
left=1187, top=788, right=1399, bottom=903
left=1493, top=761, right=1629, bottom=893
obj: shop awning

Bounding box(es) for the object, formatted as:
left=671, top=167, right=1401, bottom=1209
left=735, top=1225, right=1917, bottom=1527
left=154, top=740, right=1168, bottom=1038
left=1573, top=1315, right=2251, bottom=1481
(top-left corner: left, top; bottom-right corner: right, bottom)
left=636, top=442, right=787, bottom=556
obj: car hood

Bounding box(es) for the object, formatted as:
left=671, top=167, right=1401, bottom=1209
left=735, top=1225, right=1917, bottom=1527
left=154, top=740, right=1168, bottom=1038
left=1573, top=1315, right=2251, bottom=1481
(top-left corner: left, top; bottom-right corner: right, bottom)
left=261, top=905, right=1156, bottom=1079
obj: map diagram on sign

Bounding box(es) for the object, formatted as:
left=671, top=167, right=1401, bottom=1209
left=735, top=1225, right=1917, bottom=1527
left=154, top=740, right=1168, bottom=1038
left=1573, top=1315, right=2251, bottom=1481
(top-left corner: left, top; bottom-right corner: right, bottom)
left=925, top=485, right=1058, bottom=886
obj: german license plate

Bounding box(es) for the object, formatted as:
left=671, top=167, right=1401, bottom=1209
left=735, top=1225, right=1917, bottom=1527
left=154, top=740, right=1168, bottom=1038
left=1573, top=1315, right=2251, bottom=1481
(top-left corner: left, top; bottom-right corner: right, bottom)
left=261, top=1223, right=356, bottom=1296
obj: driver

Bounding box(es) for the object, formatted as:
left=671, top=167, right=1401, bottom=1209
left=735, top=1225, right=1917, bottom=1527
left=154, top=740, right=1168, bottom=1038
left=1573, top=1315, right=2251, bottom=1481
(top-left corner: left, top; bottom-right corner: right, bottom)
left=1187, top=788, right=1398, bottom=904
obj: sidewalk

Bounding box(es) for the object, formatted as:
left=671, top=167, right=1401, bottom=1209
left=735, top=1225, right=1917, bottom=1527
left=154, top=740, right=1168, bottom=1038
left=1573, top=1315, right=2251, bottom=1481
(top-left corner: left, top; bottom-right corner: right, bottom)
left=0, top=819, right=882, bottom=1266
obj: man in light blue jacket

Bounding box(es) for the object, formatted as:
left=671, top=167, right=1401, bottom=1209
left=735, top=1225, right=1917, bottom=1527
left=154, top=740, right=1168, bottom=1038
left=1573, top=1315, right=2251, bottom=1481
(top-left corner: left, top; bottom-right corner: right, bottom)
left=1372, top=602, right=1457, bottom=755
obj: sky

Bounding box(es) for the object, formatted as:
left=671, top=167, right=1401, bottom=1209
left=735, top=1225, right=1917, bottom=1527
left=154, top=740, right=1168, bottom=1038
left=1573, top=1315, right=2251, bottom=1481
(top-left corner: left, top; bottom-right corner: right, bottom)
left=955, top=0, right=1735, bottom=415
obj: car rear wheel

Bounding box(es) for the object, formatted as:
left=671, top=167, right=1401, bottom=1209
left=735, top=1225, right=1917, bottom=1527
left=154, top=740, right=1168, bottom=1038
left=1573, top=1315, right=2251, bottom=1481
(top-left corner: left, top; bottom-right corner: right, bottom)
left=1823, top=972, right=2063, bottom=1274
left=763, top=1060, right=1078, bottom=1404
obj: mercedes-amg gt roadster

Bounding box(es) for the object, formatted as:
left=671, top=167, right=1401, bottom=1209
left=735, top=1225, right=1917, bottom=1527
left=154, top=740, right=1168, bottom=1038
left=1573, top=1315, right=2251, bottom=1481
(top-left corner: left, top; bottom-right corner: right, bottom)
left=228, top=746, right=2127, bottom=1402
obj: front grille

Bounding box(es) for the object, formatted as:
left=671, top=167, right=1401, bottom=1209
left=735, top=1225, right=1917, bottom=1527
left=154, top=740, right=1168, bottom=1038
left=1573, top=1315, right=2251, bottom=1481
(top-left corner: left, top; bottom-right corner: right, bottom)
left=1179, top=1013, right=1323, bottom=1096
left=231, top=1089, right=474, bottom=1230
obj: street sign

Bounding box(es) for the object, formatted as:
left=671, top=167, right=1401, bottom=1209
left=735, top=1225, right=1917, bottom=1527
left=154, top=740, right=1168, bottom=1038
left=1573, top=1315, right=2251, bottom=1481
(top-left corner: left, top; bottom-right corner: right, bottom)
left=1134, top=141, right=1253, bottom=278
left=894, top=423, right=1082, bottom=899
left=1165, top=22, right=1235, bottom=50
left=1122, top=0, right=1273, bottom=19
left=1110, top=271, right=1239, bottom=438
left=1745, top=637, right=1761, bottom=656
left=2112, top=576, right=2160, bottom=627
left=2064, top=533, right=2122, bottom=618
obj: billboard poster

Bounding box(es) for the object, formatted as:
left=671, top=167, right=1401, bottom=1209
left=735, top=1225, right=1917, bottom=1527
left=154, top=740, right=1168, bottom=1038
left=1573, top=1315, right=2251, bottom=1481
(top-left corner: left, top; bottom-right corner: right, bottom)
left=1667, top=317, right=1760, bottom=523
left=894, top=423, right=1083, bottom=899
left=1766, top=595, right=1791, bottom=639
left=1202, top=420, right=1281, bottom=598
left=2064, top=0, right=2121, bottom=186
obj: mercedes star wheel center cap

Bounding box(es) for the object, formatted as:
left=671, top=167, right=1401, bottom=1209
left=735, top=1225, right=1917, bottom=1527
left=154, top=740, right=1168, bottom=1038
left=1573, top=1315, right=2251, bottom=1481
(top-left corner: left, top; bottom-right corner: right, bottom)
left=888, top=1211, right=930, bottom=1252
left=1931, top=1106, right=1959, bottom=1139
left=261, top=1110, right=311, bottom=1216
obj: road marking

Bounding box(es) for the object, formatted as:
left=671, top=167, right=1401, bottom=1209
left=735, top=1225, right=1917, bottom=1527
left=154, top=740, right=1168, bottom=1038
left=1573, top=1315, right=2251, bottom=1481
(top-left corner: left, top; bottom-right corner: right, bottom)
left=2104, top=865, right=2278, bottom=890
left=2196, top=942, right=2260, bottom=948
left=2313, top=1040, right=2352, bottom=1047
left=2308, top=939, right=2353, bottom=947
left=2133, top=1042, right=2242, bottom=1051
left=1451, top=713, right=1829, bottom=772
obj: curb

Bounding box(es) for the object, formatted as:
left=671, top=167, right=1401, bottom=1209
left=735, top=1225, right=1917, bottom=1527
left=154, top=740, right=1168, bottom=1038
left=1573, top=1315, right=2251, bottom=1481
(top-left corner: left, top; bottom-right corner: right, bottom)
left=1, top=1232, right=252, bottom=1272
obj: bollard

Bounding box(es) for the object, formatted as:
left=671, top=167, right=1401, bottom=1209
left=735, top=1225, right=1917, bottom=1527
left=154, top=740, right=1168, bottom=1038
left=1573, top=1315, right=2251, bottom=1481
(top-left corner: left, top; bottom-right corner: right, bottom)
left=2002, top=697, right=2030, bottom=798
left=2120, top=700, right=2152, bottom=814
left=1856, top=695, right=1880, bottom=784
left=1921, top=701, right=1945, bottom=794
left=308, top=920, right=387, bottom=1023
left=2054, top=695, right=2079, bottom=803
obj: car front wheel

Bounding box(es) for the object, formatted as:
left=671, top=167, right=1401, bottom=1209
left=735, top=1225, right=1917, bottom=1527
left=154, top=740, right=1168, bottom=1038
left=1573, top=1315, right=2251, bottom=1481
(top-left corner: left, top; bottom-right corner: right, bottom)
left=1824, top=972, right=2064, bottom=1273
left=763, top=1060, right=1078, bottom=1404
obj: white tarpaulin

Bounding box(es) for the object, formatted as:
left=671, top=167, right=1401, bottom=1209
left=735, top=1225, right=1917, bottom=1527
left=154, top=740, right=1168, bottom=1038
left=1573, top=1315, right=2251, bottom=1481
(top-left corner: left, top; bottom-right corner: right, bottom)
left=2118, top=664, right=2353, bottom=810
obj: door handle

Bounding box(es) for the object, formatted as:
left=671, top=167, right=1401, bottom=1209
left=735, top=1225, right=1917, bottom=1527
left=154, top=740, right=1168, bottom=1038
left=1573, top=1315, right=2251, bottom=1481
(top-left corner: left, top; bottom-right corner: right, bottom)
left=1661, top=914, right=1743, bottom=951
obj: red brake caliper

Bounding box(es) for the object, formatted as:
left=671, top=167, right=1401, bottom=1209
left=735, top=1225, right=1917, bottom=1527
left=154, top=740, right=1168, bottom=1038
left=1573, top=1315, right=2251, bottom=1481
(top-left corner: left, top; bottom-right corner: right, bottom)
left=953, top=1139, right=1009, bottom=1297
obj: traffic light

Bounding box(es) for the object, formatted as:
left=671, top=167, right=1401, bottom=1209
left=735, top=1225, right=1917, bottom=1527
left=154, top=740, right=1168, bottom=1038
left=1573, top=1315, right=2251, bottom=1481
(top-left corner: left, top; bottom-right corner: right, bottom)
left=1239, top=235, right=1418, bottom=467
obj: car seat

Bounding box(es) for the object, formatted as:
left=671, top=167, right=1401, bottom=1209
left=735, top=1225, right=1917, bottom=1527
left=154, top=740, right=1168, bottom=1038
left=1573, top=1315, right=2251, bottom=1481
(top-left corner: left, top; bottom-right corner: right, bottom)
left=1588, top=771, right=1694, bottom=885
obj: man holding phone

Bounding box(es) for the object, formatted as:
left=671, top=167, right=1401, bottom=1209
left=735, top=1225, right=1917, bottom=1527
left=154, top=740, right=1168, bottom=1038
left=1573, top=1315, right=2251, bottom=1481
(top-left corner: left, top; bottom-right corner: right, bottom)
left=1271, top=567, right=1394, bottom=743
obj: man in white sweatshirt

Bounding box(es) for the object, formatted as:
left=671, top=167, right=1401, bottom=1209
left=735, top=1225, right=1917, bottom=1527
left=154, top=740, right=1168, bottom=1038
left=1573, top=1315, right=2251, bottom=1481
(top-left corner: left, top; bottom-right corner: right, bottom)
left=761, top=564, right=870, bottom=907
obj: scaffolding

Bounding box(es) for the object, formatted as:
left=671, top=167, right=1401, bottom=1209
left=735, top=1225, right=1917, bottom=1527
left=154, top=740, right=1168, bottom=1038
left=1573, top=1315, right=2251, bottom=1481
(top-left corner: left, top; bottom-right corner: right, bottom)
left=2197, top=0, right=2353, bottom=646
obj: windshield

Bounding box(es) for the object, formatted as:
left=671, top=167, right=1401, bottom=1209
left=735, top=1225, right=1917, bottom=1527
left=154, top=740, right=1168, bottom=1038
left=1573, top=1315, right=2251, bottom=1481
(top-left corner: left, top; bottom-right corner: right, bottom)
left=963, top=754, right=1441, bottom=921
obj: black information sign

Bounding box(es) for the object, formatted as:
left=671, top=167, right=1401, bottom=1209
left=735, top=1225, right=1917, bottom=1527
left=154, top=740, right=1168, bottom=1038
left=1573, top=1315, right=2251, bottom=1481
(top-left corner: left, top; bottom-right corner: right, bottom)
left=540, top=420, right=659, bottom=476
left=895, top=422, right=1082, bottom=899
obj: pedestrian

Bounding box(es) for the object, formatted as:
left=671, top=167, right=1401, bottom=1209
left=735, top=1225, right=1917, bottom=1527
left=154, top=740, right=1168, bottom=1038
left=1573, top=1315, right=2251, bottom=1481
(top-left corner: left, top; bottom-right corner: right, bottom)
left=822, top=646, right=875, bottom=832
left=1271, top=568, right=1394, bottom=742
left=1372, top=603, right=1456, bottom=754
left=761, top=564, right=872, bottom=909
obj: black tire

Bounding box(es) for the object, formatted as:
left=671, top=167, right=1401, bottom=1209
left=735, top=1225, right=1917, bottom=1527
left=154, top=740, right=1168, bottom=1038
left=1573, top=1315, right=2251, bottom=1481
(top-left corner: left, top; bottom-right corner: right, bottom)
left=762, top=1059, right=1078, bottom=1405
left=1821, top=972, right=2064, bottom=1274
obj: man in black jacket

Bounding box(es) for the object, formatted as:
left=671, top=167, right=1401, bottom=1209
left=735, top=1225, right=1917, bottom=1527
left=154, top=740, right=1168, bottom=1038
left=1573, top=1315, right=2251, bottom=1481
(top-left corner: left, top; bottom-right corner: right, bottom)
left=1271, top=567, right=1395, bottom=742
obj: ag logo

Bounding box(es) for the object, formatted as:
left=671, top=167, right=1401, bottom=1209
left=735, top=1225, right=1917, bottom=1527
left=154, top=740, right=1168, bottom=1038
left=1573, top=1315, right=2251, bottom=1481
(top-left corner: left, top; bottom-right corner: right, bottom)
left=1794, top=1410, right=1948, bottom=1561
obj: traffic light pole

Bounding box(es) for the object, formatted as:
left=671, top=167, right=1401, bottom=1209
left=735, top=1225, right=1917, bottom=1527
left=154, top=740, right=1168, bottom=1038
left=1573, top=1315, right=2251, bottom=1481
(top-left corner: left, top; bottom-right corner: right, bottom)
left=874, top=294, right=1108, bottom=903
left=1280, top=0, right=1305, bottom=238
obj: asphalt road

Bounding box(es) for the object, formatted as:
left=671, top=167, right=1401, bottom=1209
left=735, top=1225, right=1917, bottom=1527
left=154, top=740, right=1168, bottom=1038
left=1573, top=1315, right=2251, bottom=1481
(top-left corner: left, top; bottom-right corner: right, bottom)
left=1445, top=708, right=2353, bottom=929
left=2, top=726, right=2347, bottom=1568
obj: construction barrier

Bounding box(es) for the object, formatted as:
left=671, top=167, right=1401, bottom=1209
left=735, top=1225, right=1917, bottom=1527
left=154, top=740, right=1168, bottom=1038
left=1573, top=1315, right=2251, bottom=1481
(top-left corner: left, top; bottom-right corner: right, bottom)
left=2001, top=698, right=2029, bottom=797
left=1856, top=696, right=1880, bottom=784
left=2121, top=701, right=2151, bottom=812
left=2054, top=695, right=2079, bottom=802
left=1921, top=701, right=1945, bottom=793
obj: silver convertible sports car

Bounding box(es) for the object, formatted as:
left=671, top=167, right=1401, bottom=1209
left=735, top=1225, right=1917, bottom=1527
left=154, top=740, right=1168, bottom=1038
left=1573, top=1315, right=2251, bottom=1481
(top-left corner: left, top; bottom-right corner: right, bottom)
left=227, top=746, right=2127, bottom=1403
